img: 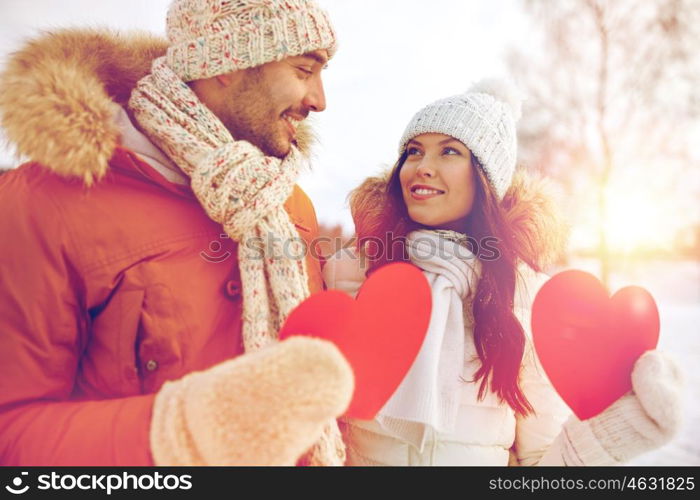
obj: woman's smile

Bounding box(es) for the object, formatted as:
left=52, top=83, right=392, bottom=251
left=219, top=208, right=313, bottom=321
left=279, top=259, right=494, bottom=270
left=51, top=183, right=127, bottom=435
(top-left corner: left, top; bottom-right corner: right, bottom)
left=409, top=184, right=446, bottom=200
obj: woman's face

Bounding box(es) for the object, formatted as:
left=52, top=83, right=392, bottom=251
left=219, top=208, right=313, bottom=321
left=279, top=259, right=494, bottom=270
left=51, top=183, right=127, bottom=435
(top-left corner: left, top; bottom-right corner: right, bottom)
left=399, top=133, right=476, bottom=231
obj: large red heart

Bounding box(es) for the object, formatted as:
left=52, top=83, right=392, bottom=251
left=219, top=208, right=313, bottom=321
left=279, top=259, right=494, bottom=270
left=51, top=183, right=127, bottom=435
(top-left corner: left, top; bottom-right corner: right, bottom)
left=279, top=262, right=432, bottom=419
left=531, top=270, right=659, bottom=420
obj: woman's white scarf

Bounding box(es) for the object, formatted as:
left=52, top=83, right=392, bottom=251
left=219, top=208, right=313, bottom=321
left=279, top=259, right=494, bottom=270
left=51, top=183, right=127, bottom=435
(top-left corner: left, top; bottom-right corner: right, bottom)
left=376, top=229, right=481, bottom=449
left=128, top=57, right=344, bottom=465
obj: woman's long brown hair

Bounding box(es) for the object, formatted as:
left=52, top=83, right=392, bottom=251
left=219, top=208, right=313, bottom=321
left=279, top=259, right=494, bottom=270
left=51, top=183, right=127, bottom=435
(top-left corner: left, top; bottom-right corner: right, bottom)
left=354, top=151, right=537, bottom=417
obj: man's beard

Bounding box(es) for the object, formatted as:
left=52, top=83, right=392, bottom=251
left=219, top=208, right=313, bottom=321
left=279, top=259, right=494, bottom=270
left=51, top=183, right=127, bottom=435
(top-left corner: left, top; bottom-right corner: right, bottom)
left=212, top=68, right=290, bottom=159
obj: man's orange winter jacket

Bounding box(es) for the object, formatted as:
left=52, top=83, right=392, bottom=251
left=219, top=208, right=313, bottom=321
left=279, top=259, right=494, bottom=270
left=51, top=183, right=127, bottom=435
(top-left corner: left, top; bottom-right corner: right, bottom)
left=0, top=146, right=324, bottom=465
left=0, top=28, right=329, bottom=466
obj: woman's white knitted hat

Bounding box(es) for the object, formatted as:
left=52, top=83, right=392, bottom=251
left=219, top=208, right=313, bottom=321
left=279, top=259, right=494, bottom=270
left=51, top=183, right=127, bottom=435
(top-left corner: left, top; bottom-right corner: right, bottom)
left=166, top=0, right=337, bottom=81
left=399, top=79, right=523, bottom=200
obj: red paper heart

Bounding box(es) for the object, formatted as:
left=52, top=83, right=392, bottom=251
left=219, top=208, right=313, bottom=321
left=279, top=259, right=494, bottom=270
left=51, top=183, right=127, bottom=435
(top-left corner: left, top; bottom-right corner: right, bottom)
left=531, top=270, right=659, bottom=420
left=279, top=262, right=432, bottom=419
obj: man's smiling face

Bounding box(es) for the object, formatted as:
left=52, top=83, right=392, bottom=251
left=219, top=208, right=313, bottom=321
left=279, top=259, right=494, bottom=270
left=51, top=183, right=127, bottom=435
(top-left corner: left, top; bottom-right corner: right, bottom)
left=191, top=50, right=329, bottom=158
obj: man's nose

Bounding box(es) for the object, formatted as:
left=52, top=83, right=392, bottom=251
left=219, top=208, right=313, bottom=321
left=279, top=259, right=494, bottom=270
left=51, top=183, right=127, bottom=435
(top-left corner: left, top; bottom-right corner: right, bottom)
left=303, top=75, right=327, bottom=112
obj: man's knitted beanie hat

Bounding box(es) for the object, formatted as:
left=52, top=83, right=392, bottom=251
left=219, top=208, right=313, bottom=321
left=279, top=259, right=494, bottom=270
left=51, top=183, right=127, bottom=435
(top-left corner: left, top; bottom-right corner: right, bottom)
left=166, top=0, right=337, bottom=81
left=399, top=79, right=523, bottom=200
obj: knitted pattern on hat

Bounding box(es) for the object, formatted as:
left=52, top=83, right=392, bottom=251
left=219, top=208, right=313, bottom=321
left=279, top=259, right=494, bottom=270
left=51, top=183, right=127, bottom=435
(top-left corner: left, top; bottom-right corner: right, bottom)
left=166, top=0, right=337, bottom=81
left=398, top=79, right=523, bottom=200
left=129, top=56, right=344, bottom=466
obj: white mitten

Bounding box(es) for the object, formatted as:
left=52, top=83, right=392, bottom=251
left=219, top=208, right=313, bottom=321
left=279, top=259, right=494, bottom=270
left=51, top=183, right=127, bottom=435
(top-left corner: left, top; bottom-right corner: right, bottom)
left=150, top=337, right=354, bottom=465
left=539, top=350, right=683, bottom=465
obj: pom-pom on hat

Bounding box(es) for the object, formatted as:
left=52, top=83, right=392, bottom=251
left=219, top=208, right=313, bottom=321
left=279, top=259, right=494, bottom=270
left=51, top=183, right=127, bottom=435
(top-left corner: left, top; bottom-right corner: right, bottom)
left=166, top=0, right=337, bottom=82
left=398, top=78, right=523, bottom=200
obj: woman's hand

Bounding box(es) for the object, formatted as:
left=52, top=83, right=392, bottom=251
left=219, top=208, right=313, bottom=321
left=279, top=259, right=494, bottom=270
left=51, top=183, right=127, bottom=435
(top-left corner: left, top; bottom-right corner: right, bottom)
left=539, top=350, right=683, bottom=465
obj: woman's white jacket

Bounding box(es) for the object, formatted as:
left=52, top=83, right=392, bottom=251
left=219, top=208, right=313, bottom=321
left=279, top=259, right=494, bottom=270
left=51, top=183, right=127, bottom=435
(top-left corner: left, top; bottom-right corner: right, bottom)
left=324, top=247, right=574, bottom=466
left=323, top=170, right=576, bottom=466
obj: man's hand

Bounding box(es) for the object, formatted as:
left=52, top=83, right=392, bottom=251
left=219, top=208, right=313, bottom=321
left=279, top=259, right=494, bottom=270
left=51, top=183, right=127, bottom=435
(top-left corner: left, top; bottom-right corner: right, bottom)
left=149, top=337, right=354, bottom=465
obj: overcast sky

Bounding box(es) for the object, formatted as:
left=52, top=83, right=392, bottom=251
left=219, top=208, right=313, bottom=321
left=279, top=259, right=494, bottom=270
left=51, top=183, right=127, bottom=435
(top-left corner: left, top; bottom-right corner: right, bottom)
left=0, top=0, right=534, bottom=230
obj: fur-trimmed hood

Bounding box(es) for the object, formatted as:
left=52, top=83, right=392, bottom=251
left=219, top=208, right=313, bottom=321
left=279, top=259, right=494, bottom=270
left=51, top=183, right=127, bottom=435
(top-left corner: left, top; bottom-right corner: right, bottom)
left=348, top=169, right=569, bottom=271
left=0, top=29, right=313, bottom=186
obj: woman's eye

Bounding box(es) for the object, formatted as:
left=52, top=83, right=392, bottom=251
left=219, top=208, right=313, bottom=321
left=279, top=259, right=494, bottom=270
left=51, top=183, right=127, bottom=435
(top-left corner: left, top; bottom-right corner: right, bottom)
left=443, top=147, right=461, bottom=156
left=406, top=147, right=422, bottom=156
left=297, top=67, right=313, bottom=77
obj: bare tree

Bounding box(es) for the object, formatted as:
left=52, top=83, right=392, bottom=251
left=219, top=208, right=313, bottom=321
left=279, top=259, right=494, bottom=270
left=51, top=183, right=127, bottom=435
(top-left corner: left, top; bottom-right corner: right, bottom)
left=509, top=0, right=700, bottom=285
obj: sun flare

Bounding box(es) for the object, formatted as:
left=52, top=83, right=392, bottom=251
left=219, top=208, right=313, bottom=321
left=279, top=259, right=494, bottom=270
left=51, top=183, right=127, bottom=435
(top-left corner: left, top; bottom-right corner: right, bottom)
left=602, top=184, right=676, bottom=253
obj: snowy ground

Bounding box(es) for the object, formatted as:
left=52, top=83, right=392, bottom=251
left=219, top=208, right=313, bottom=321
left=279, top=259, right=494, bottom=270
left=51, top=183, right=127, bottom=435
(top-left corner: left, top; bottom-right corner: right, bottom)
left=558, top=258, right=700, bottom=466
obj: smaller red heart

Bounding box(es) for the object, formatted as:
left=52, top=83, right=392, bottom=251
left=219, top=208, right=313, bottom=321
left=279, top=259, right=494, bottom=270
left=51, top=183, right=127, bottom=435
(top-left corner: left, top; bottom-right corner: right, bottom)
left=532, top=270, right=659, bottom=420
left=280, top=262, right=432, bottom=419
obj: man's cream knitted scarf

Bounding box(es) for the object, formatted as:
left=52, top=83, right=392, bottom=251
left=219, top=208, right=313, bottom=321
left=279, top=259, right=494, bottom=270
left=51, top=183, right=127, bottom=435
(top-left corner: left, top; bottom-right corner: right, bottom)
left=129, top=57, right=344, bottom=466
